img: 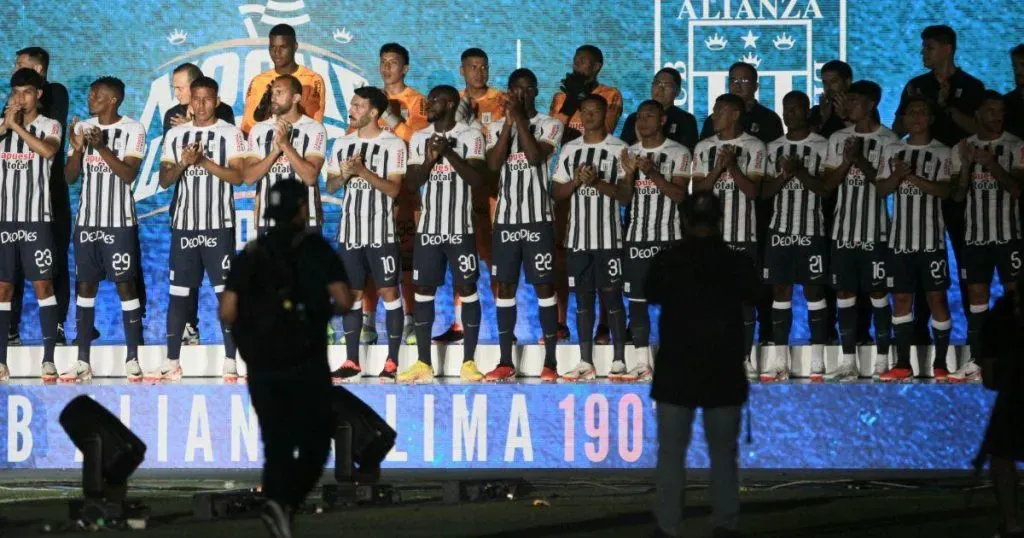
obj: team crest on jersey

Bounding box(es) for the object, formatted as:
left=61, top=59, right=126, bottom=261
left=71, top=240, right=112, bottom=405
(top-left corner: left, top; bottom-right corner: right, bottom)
left=658, top=0, right=847, bottom=120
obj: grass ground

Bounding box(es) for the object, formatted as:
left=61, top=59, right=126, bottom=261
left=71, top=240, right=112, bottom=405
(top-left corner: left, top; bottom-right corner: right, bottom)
left=0, top=474, right=1018, bottom=537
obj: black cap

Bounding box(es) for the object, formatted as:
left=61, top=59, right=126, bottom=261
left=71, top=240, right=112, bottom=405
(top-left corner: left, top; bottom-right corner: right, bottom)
left=682, top=191, right=721, bottom=228
left=265, top=179, right=306, bottom=222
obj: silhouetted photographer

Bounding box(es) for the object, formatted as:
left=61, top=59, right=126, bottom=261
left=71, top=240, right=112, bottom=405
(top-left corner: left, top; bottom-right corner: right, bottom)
left=647, top=191, right=761, bottom=538
left=978, top=280, right=1024, bottom=538
left=220, top=179, right=353, bottom=538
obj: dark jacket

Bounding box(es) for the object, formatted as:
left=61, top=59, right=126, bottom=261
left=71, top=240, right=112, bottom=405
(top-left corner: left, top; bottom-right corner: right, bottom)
left=647, top=236, right=761, bottom=408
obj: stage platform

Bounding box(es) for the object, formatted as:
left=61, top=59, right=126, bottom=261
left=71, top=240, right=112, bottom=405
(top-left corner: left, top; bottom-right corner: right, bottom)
left=1, top=343, right=972, bottom=379
left=0, top=346, right=994, bottom=473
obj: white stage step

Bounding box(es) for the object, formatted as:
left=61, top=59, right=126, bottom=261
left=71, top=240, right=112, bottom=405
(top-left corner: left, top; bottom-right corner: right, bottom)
left=3, top=344, right=969, bottom=379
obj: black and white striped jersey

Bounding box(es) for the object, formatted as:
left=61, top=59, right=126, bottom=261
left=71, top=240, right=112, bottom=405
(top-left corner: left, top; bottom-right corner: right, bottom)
left=878, top=139, right=952, bottom=253
left=553, top=135, right=629, bottom=250
left=161, top=119, right=248, bottom=231
left=408, top=122, right=485, bottom=236
left=766, top=133, right=828, bottom=237
left=74, top=116, right=146, bottom=228
left=824, top=125, right=899, bottom=246
left=624, top=140, right=690, bottom=243
left=950, top=132, right=1024, bottom=245
left=486, top=113, right=563, bottom=225
left=0, top=114, right=62, bottom=223
left=692, top=133, right=767, bottom=243
left=326, top=130, right=407, bottom=246
left=248, top=115, right=327, bottom=228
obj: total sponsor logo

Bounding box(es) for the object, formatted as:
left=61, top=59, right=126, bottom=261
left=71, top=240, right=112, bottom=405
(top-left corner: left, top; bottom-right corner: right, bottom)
left=713, top=178, right=736, bottom=191
left=0, top=230, right=37, bottom=244
left=420, top=234, right=464, bottom=246
left=770, top=234, right=811, bottom=247
left=79, top=230, right=116, bottom=244
left=782, top=179, right=805, bottom=191
left=578, top=186, right=600, bottom=197
left=970, top=178, right=999, bottom=190
left=180, top=235, right=219, bottom=249
left=628, top=245, right=663, bottom=259
left=269, top=161, right=293, bottom=175
left=500, top=229, right=541, bottom=243
left=897, top=184, right=923, bottom=196
left=4, top=161, right=29, bottom=171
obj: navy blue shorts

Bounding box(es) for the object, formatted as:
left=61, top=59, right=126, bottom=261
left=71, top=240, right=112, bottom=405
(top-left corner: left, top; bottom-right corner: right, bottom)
left=0, top=222, right=55, bottom=282
left=568, top=249, right=623, bottom=291
left=491, top=223, right=557, bottom=285
left=75, top=226, right=138, bottom=283
left=340, top=242, right=402, bottom=290
left=412, top=233, right=479, bottom=288
left=169, top=228, right=236, bottom=289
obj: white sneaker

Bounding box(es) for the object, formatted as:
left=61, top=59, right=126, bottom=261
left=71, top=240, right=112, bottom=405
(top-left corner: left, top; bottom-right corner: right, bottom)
left=760, top=346, right=790, bottom=382
left=59, top=360, right=93, bottom=384
left=619, top=363, right=653, bottom=382
left=0, top=363, right=10, bottom=382
left=144, top=359, right=182, bottom=383
left=125, top=359, right=143, bottom=383
left=561, top=361, right=596, bottom=381
left=222, top=358, right=239, bottom=384
left=41, top=361, right=58, bottom=383
left=828, top=360, right=860, bottom=383
left=872, top=352, right=890, bottom=378
left=948, top=360, right=981, bottom=383
left=607, top=360, right=627, bottom=380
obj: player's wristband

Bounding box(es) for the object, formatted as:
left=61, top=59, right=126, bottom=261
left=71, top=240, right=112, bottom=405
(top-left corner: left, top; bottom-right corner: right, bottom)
left=382, top=111, right=402, bottom=129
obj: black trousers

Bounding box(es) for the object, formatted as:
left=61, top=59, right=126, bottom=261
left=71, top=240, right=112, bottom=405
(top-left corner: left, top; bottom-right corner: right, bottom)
left=247, top=361, right=334, bottom=509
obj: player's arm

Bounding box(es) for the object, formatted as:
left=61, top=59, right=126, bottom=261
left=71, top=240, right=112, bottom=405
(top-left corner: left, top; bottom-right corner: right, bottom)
left=642, top=153, right=687, bottom=202
left=552, top=156, right=583, bottom=202
left=201, top=155, right=245, bottom=185
left=591, top=158, right=633, bottom=205
left=443, top=143, right=486, bottom=189
left=604, top=91, right=624, bottom=134
left=353, top=156, right=403, bottom=199
left=824, top=137, right=856, bottom=192
left=242, top=136, right=281, bottom=186
left=873, top=147, right=903, bottom=196
left=279, top=140, right=325, bottom=186
left=726, top=147, right=762, bottom=198
left=689, top=146, right=715, bottom=193
left=64, top=118, right=86, bottom=184
left=404, top=135, right=437, bottom=191
left=486, top=120, right=513, bottom=172
left=311, top=75, right=327, bottom=122
left=515, top=117, right=556, bottom=166
left=950, top=142, right=972, bottom=202
left=89, top=128, right=143, bottom=185
left=908, top=174, right=951, bottom=198
left=159, top=138, right=197, bottom=188
left=761, top=166, right=786, bottom=199
left=6, top=117, right=58, bottom=159
left=976, top=146, right=1022, bottom=199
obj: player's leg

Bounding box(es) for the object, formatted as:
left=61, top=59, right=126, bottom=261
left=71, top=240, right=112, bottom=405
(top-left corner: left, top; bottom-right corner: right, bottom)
left=528, top=223, right=560, bottom=381
left=51, top=197, right=72, bottom=345
left=23, top=224, right=59, bottom=378
left=148, top=230, right=198, bottom=382
left=371, top=243, right=403, bottom=380
left=399, top=235, right=441, bottom=383
left=204, top=230, right=238, bottom=381
left=550, top=202, right=571, bottom=342
left=868, top=248, right=893, bottom=376
left=336, top=246, right=368, bottom=380
left=359, top=278, right=379, bottom=345
left=60, top=281, right=98, bottom=383
left=621, top=243, right=658, bottom=382
left=763, top=235, right=794, bottom=382
left=923, top=250, right=952, bottom=379
left=397, top=212, right=417, bottom=345
left=0, top=235, right=17, bottom=379
left=563, top=251, right=596, bottom=381
left=598, top=251, right=627, bottom=376
left=955, top=246, right=992, bottom=383
left=489, top=226, right=522, bottom=380
left=886, top=290, right=915, bottom=381
left=831, top=246, right=860, bottom=382
left=451, top=237, right=482, bottom=381
left=803, top=238, right=829, bottom=381
left=114, top=279, right=143, bottom=381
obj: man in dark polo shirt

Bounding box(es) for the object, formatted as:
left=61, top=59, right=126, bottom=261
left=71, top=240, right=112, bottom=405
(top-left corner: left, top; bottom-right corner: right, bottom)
left=810, top=60, right=853, bottom=139
left=894, top=25, right=986, bottom=332
left=1004, top=45, right=1024, bottom=139
left=620, top=67, right=698, bottom=151
left=9, top=47, right=71, bottom=346
left=700, top=61, right=782, bottom=346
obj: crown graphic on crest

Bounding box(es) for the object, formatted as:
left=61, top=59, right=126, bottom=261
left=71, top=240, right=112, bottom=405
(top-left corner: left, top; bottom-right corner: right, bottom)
left=333, top=27, right=353, bottom=44
left=704, top=33, right=727, bottom=51
left=773, top=33, right=796, bottom=50
left=740, top=52, right=761, bottom=68
left=167, top=29, right=188, bottom=45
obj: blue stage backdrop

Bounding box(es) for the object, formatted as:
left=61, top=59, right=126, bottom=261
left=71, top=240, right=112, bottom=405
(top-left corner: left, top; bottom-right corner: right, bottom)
left=0, top=384, right=997, bottom=470
left=1, top=0, right=1021, bottom=344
